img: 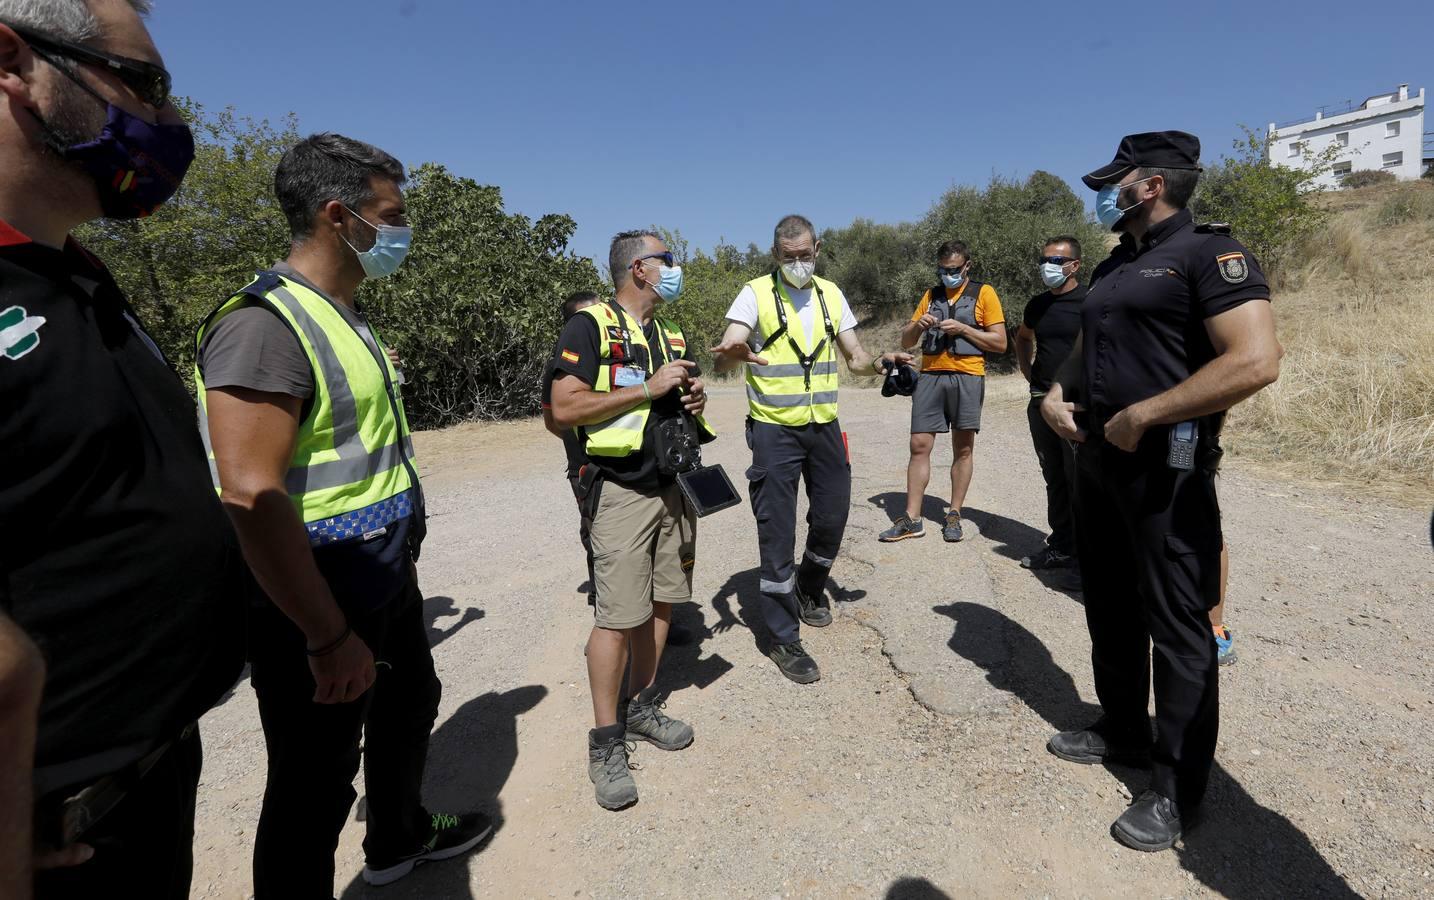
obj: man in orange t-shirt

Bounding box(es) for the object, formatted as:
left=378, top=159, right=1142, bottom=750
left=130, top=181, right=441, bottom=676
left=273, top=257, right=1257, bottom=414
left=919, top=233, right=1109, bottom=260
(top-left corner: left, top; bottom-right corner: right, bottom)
left=880, top=240, right=1007, bottom=543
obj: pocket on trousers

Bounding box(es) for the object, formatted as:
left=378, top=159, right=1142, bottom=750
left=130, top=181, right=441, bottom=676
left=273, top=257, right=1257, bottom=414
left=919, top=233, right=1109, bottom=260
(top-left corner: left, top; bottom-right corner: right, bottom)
left=1164, top=533, right=1221, bottom=611
left=745, top=464, right=768, bottom=521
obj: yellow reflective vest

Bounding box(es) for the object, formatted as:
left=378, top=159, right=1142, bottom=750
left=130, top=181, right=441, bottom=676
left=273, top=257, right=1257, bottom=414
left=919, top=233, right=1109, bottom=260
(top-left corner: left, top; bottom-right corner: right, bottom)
left=743, top=272, right=844, bottom=426
left=194, top=270, right=419, bottom=546
left=575, top=302, right=715, bottom=458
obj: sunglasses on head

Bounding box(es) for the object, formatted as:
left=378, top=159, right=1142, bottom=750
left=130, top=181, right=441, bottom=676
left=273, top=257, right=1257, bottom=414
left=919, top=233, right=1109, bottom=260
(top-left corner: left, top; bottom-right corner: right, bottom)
left=1041, top=256, right=1078, bottom=265
left=633, top=252, right=675, bottom=269
left=8, top=23, right=172, bottom=109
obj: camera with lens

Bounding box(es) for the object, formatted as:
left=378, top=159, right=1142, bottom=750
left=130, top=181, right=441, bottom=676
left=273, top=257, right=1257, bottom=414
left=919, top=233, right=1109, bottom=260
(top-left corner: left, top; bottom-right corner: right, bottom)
left=653, top=413, right=702, bottom=475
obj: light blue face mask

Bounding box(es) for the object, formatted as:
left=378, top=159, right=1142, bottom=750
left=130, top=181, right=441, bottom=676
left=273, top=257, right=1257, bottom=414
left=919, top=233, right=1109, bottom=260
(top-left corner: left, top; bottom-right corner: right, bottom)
left=652, top=264, right=684, bottom=302
left=1094, top=177, right=1153, bottom=231
left=343, top=206, right=413, bottom=279
left=940, top=272, right=965, bottom=290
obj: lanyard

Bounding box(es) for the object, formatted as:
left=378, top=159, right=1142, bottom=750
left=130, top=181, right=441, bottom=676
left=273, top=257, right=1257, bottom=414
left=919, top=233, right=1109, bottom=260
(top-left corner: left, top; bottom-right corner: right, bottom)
left=606, top=301, right=677, bottom=374
left=763, top=272, right=835, bottom=389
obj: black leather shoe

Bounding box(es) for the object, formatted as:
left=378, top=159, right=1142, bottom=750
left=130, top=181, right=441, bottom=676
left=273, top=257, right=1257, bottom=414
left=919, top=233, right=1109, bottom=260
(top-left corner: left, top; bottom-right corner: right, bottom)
left=768, top=640, right=821, bottom=684
left=1111, top=790, right=1189, bottom=851
left=796, top=587, right=832, bottom=628
left=1047, top=723, right=1151, bottom=766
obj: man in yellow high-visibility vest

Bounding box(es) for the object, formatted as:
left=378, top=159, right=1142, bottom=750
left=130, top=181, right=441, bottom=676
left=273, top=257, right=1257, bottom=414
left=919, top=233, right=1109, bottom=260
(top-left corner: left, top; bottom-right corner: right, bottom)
left=711, top=215, right=909, bottom=684
left=197, top=134, right=487, bottom=893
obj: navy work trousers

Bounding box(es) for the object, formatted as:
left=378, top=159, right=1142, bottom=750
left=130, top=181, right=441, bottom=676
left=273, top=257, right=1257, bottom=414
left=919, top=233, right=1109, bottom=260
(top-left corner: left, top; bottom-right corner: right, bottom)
left=1072, top=432, right=1222, bottom=810
left=745, top=417, right=851, bottom=645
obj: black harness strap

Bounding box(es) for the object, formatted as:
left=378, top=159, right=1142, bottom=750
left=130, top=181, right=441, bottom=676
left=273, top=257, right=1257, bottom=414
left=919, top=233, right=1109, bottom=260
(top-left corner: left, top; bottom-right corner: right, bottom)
left=760, top=272, right=837, bottom=390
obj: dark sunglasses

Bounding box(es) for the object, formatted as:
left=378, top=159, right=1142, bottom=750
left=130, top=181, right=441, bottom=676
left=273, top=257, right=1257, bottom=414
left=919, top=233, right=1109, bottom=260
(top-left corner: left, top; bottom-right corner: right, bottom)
left=936, top=265, right=966, bottom=276
left=633, top=252, right=675, bottom=269
left=9, top=24, right=172, bottom=109
left=1041, top=256, right=1078, bottom=265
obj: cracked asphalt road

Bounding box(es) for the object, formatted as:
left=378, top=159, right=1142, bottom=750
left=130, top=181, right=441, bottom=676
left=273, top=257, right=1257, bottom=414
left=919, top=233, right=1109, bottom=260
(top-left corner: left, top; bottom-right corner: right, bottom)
left=189, top=380, right=1434, bottom=899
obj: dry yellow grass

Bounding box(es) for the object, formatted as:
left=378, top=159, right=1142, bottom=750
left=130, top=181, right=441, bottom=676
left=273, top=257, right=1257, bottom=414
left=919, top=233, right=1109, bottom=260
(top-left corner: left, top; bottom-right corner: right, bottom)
left=1226, top=180, right=1434, bottom=505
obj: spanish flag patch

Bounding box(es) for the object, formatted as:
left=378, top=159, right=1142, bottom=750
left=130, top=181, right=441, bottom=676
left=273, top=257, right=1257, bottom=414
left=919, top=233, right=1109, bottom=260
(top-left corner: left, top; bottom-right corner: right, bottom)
left=561, top=349, right=580, bottom=365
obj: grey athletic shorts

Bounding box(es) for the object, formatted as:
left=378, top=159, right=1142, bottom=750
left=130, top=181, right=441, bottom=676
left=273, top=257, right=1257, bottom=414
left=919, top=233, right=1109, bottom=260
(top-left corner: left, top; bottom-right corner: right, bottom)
left=911, top=371, right=985, bottom=434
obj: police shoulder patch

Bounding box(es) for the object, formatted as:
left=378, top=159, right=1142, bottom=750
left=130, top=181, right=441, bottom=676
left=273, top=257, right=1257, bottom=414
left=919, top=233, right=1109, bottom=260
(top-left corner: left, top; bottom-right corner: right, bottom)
left=1216, top=252, right=1248, bottom=284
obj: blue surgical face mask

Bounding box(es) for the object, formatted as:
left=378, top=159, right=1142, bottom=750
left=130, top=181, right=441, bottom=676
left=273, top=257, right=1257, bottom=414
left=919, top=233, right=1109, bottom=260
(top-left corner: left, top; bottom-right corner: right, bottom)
left=940, top=271, right=964, bottom=289
left=343, top=207, right=412, bottom=279
left=1094, top=177, right=1153, bottom=231
left=1040, top=262, right=1069, bottom=288
left=652, top=264, right=684, bottom=302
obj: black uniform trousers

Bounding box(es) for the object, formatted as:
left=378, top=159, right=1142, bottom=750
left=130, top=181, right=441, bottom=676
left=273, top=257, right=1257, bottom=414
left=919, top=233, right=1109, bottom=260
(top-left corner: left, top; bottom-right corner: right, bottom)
left=745, top=418, right=851, bottom=645
left=249, top=576, right=441, bottom=899
left=1072, top=430, right=1222, bottom=810
left=34, top=728, right=204, bottom=900
left=1026, top=397, right=1077, bottom=556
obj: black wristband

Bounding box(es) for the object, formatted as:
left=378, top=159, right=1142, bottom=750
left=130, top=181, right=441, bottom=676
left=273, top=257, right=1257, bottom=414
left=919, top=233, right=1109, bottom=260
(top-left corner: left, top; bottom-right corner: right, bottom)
left=306, top=625, right=351, bottom=658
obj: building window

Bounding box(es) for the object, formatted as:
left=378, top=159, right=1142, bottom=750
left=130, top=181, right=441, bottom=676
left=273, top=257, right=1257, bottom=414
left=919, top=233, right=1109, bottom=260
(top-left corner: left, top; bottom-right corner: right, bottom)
left=1383, top=151, right=1403, bottom=168
left=1287, top=142, right=1301, bottom=158
left=1386, top=121, right=1401, bottom=138
left=1336, top=132, right=1349, bottom=147
left=1333, top=162, right=1353, bottom=178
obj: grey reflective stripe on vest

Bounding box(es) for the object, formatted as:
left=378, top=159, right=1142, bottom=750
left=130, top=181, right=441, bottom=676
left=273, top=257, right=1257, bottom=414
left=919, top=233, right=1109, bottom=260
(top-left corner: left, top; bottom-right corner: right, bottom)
left=587, top=411, right=644, bottom=435
left=746, top=385, right=840, bottom=408
left=748, top=361, right=838, bottom=379
left=197, top=398, right=221, bottom=488
left=266, top=286, right=391, bottom=494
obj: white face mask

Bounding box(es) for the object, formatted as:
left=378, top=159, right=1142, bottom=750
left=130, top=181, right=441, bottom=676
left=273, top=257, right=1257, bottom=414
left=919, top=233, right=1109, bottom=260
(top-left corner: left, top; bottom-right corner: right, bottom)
left=1040, top=262, right=1069, bottom=288
left=781, top=260, right=815, bottom=288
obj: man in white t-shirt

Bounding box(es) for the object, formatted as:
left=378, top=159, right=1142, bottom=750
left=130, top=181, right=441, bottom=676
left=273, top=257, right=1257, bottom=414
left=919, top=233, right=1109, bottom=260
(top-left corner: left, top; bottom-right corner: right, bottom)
left=711, top=215, right=909, bottom=684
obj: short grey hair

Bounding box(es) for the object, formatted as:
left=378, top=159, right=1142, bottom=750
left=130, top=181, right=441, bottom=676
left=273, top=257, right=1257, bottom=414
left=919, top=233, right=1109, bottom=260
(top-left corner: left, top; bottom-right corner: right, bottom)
left=773, top=214, right=816, bottom=246
left=0, top=0, right=152, bottom=43
left=274, top=133, right=406, bottom=239
left=609, top=229, right=659, bottom=289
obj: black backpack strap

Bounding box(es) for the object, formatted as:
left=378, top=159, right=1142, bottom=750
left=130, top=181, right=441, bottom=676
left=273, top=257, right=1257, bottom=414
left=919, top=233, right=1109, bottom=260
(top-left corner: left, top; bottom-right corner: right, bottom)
left=758, top=272, right=789, bottom=352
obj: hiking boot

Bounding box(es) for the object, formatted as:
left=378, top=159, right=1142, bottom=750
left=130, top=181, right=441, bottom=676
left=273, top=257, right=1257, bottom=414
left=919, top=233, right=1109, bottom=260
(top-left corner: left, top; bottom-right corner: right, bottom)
left=1111, top=790, right=1191, bottom=852
left=1214, top=625, right=1237, bottom=666
left=879, top=516, right=925, bottom=542
left=1021, top=545, right=1076, bottom=570
left=588, top=730, right=638, bottom=810
left=361, top=812, right=494, bottom=885
left=769, top=640, right=821, bottom=684
left=796, top=585, right=832, bottom=628
left=942, top=511, right=964, bottom=542
left=623, top=687, right=693, bottom=750
left=1047, top=721, right=1151, bottom=766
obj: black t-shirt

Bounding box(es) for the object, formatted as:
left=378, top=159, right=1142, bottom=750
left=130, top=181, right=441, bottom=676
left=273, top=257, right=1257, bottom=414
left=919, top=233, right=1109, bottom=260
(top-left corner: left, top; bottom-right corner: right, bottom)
left=1022, top=284, right=1086, bottom=393
left=541, top=348, right=588, bottom=480
left=0, top=223, right=246, bottom=795
left=1082, top=210, right=1271, bottom=414
left=548, top=306, right=699, bottom=489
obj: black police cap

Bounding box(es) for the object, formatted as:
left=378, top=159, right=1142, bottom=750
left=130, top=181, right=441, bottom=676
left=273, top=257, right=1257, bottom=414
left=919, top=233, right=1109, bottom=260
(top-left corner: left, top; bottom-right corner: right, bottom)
left=1082, top=131, right=1202, bottom=190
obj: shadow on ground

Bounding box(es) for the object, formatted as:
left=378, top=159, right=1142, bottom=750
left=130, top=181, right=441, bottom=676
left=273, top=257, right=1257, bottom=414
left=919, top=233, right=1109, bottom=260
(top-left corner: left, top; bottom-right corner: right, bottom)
left=960, top=506, right=1082, bottom=602
left=933, top=601, right=1358, bottom=899
left=868, top=491, right=949, bottom=527
left=886, top=876, right=953, bottom=899
left=338, top=683, right=549, bottom=899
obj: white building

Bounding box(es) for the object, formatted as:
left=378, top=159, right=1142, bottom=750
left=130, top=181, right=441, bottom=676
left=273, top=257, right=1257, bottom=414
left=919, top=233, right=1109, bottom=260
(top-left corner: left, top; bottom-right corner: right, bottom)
left=1268, top=84, right=1426, bottom=189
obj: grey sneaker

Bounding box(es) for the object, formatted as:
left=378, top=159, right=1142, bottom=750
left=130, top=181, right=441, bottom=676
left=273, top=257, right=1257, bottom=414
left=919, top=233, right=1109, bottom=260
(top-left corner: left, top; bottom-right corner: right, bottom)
left=879, top=516, right=925, bottom=542
left=623, top=687, right=693, bottom=750
left=588, top=732, right=638, bottom=810
left=942, top=512, right=964, bottom=542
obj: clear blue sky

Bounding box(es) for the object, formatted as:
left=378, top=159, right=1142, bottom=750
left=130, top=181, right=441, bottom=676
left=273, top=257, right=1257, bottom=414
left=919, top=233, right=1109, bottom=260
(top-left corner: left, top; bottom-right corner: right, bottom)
left=152, top=0, right=1433, bottom=267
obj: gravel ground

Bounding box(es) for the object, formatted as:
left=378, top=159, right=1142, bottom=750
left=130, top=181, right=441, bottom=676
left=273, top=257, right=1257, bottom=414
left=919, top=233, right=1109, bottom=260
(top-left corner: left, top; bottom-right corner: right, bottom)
left=189, top=378, right=1434, bottom=899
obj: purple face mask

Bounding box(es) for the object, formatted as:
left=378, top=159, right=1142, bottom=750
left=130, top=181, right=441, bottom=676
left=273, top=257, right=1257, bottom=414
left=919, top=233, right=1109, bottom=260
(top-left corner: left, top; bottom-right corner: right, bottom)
left=56, top=103, right=195, bottom=219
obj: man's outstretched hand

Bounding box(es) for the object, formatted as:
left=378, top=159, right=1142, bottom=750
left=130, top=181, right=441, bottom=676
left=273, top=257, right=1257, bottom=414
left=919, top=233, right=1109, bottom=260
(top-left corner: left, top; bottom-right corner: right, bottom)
left=709, top=339, right=768, bottom=368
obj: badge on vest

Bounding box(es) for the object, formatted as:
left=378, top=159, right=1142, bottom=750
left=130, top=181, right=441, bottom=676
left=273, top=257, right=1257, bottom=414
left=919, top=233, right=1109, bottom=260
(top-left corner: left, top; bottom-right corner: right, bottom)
left=613, top=365, right=646, bottom=388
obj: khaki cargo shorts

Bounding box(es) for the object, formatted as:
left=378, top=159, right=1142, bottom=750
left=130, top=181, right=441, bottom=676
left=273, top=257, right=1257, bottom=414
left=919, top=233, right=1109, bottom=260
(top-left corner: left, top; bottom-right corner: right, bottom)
left=587, top=478, right=696, bottom=630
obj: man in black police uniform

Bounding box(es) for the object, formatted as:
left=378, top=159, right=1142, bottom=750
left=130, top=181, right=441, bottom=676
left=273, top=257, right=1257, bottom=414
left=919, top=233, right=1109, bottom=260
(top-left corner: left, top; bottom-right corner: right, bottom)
left=1041, top=131, right=1282, bottom=851
left=1015, top=235, right=1086, bottom=572
left=0, top=2, right=244, bottom=896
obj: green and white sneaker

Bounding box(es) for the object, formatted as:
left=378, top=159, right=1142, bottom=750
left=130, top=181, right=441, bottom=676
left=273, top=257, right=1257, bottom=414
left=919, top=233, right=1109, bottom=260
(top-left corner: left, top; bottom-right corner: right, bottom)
left=361, top=812, right=494, bottom=886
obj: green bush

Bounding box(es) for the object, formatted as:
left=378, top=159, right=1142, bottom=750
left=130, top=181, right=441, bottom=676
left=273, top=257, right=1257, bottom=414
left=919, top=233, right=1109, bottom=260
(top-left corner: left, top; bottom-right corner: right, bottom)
left=76, top=101, right=601, bottom=429
left=1343, top=169, right=1396, bottom=189
left=1374, top=189, right=1434, bottom=226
